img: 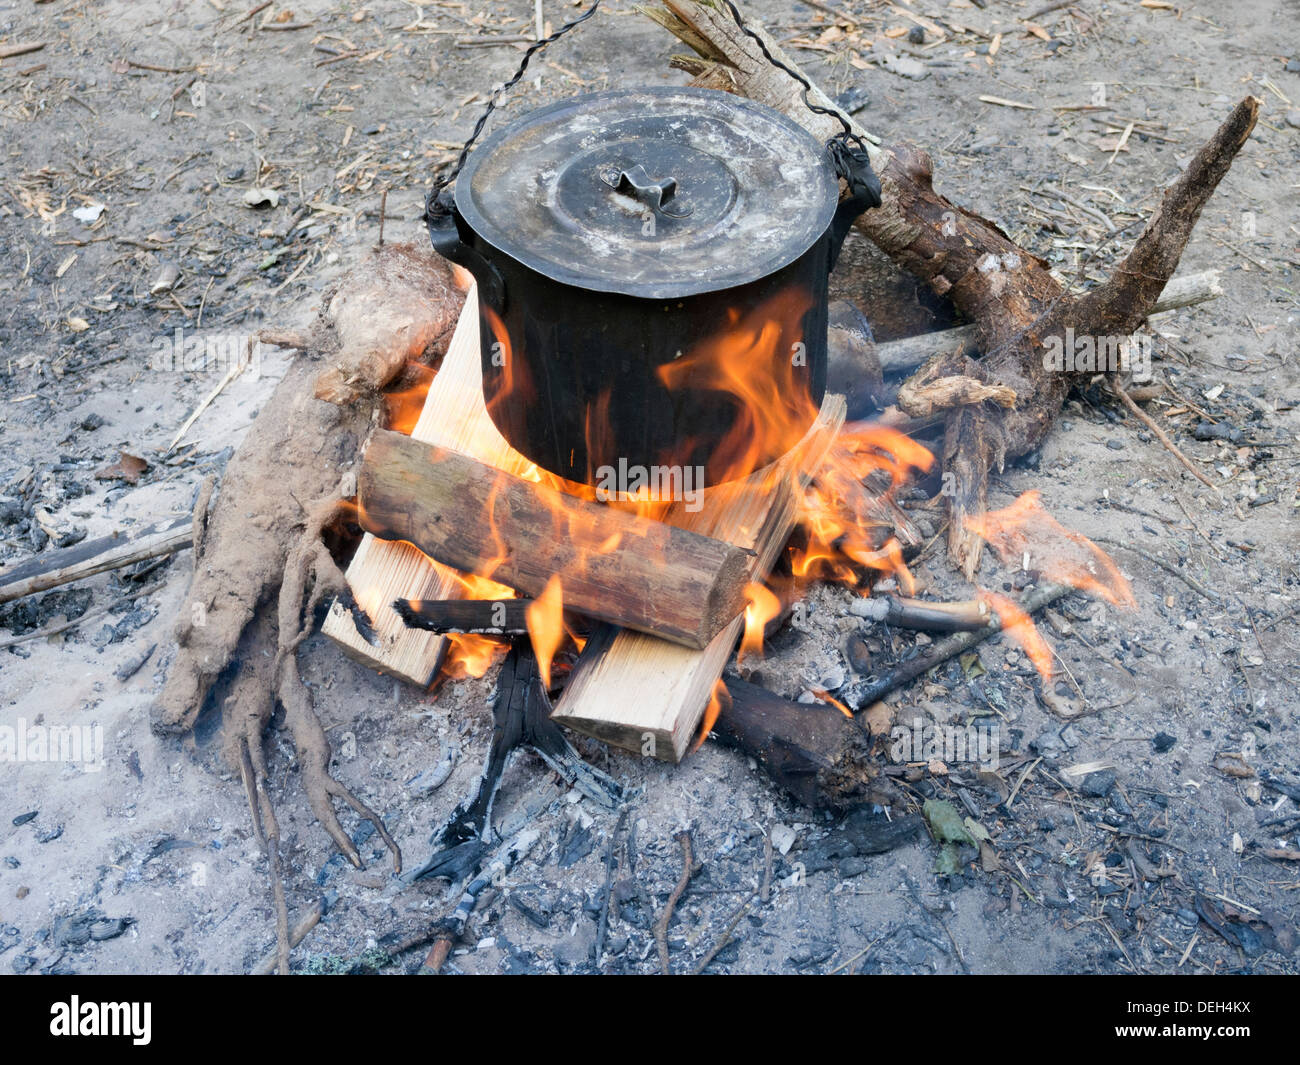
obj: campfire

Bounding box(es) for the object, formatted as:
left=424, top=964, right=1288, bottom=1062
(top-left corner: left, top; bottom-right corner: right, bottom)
left=92, top=0, right=1262, bottom=976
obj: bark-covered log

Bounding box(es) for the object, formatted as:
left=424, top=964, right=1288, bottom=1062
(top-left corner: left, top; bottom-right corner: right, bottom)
left=359, top=431, right=753, bottom=649
left=645, top=1, right=1258, bottom=577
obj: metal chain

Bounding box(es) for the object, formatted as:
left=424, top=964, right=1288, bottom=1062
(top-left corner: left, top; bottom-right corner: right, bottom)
left=424, top=0, right=604, bottom=220
left=425, top=0, right=868, bottom=219
left=717, top=0, right=864, bottom=152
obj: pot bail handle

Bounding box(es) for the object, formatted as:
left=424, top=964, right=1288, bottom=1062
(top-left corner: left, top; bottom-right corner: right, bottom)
left=825, top=132, right=882, bottom=268
left=422, top=0, right=604, bottom=230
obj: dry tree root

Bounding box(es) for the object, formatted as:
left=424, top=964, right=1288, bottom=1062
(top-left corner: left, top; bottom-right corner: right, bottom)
left=643, top=0, right=1259, bottom=577
left=153, top=242, right=462, bottom=972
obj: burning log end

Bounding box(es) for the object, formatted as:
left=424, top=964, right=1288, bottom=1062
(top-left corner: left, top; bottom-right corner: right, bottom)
left=712, top=677, right=898, bottom=811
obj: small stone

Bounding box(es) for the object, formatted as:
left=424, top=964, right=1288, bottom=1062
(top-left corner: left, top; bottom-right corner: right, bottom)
left=770, top=823, right=797, bottom=855
left=1030, top=729, right=1064, bottom=755
left=907, top=25, right=925, bottom=44
left=1081, top=770, right=1116, bottom=798
left=1286, top=56, right=1300, bottom=73
left=1286, top=110, right=1300, bottom=130
left=11, top=811, right=37, bottom=827
left=1152, top=731, right=1177, bottom=753
left=79, top=413, right=106, bottom=431
left=1175, top=907, right=1199, bottom=928
left=1106, top=438, right=1125, bottom=450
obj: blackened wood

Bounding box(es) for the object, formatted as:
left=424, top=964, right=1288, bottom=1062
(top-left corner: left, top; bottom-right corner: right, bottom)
left=712, top=677, right=896, bottom=811
left=393, top=597, right=531, bottom=635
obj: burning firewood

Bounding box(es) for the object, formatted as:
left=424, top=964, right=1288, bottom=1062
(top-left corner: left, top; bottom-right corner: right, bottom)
left=359, top=433, right=753, bottom=649
left=393, top=597, right=533, bottom=636
left=641, top=0, right=1259, bottom=577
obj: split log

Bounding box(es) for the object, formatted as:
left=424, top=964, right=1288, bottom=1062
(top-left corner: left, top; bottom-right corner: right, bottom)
left=319, top=278, right=535, bottom=685
left=358, top=433, right=752, bottom=649
left=711, top=677, right=897, bottom=810
left=644, top=0, right=1258, bottom=577
left=0, top=515, right=191, bottom=605
left=551, top=393, right=850, bottom=761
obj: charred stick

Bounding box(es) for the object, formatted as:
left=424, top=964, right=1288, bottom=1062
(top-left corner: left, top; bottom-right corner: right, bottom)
left=409, top=642, right=623, bottom=884
left=420, top=828, right=541, bottom=974
left=0, top=516, right=191, bottom=605
left=845, top=582, right=1073, bottom=708
left=852, top=594, right=990, bottom=633
left=393, top=596, right=532, bottom=635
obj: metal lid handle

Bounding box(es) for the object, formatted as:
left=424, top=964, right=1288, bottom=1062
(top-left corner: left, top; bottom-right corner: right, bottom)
left=602, top=165, right=692, bottom=219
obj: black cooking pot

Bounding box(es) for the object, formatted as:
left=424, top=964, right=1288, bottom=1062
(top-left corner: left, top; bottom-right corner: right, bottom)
left=427, top=87, right=879, bottom=488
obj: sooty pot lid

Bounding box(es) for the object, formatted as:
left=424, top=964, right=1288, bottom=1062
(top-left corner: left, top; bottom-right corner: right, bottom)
left=453, top=87, right=841, bottom=300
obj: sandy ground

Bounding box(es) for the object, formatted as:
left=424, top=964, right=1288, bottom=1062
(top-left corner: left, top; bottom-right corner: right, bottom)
left=0, top=0, right=1297, bottom=974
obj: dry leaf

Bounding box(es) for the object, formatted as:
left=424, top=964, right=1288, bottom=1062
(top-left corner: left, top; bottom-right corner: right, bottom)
left=95, top=451, right=149, bottom=484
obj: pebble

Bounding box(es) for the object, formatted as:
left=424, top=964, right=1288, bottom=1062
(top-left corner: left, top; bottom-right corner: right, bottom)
left=1105, top=438, right=1125, bottom=450
left=1081, top=770, right=1116, bottom=798
left=1286, top=110, right=1300, bottom=129
left=1152, top=731, right=1177, bottom=753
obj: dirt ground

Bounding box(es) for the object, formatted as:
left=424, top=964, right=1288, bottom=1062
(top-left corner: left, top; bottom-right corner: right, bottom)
left=1, top=0, right=1297, bottom=975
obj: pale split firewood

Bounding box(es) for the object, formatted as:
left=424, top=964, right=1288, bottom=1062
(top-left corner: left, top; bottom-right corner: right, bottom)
left=551, top=392, right=848, bottom=763
left=358, top=433, right=753, bottom=649
left=320, top=275, right=536, bottom=684
left=0, top=515, right=191, bottom=605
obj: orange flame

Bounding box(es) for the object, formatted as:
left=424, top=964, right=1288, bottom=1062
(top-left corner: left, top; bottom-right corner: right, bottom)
left=739, top=581, right=781, bottom=662
left=382, top=363, right=437, bottom=435
left=657, top=288, right=817, bottom=481
left=443, top=632, right=507, bottom=680
left=979, top=589, right=1054, bottom=683
left=812, top=689, right=854, bottom=719
left=526, top=574, right=565, bottom=689
left=964, top=490, right=1136, bottom=609
left=791, top=423, right=933, bottom=592
left=692, top=677, right=731, bottom=754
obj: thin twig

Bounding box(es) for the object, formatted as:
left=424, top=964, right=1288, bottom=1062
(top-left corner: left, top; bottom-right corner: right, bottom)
left=655, top=830, right=695, bottom=975
left=1111, top=378, right=1219, bottom=491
